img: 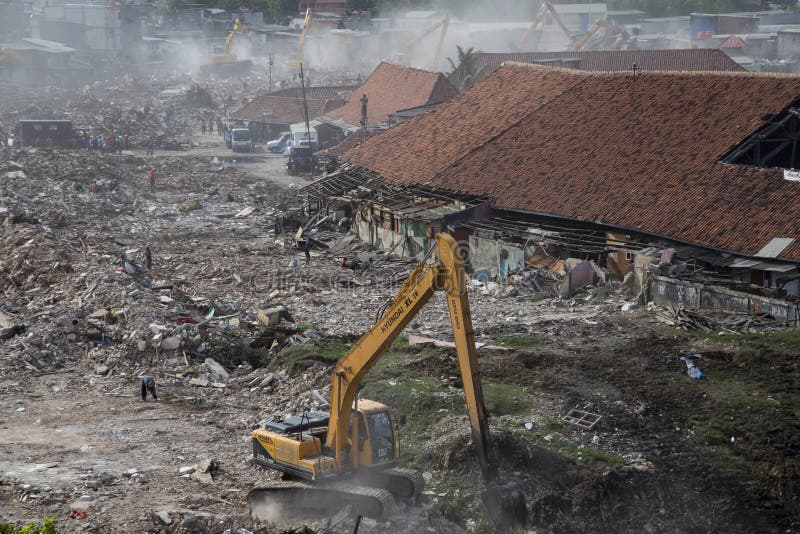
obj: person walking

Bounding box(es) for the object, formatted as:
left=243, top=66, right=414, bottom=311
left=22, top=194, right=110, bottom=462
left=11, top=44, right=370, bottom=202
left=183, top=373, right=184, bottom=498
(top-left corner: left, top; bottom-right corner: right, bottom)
left=147, top=167, right=155, bottom=194
left=146, top=136, right=155, bottom=156
left=201, top=120, right=206, bottom=136
left=140, top=375, right=158, bottom=401
left=208, top=119, right=213, bottom=135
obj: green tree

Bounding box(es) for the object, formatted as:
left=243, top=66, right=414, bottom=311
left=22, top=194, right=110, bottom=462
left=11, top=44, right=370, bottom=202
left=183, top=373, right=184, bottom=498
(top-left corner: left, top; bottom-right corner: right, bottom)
left=447, top=45, right=478, bottom=91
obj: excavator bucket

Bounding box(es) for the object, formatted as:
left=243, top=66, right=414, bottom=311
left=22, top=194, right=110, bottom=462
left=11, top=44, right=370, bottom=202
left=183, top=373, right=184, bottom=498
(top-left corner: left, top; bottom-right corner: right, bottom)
left=483, top=480, right=527, bottom=529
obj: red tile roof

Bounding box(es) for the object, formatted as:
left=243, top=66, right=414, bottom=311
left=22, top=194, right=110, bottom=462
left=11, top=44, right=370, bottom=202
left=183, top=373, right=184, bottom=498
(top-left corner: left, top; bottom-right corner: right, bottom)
left=345, top=64, right=800, bottom=261
left=268, top=85, right=358, bottom=100
left=325, top=62, right=458, bottom=127
left=230, top=95, right=345, bottom=124
left=472, top=49, right=743, bottom=84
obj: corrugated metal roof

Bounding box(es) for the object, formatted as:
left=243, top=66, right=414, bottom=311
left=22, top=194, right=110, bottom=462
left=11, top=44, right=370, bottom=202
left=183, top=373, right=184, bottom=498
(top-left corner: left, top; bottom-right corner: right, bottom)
left=756, top=237, right=795, bottom=258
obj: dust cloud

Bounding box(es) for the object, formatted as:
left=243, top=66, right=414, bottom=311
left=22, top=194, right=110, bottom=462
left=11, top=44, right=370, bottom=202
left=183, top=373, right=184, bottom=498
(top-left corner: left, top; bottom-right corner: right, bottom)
left=299, top=0, right=544, bottom=75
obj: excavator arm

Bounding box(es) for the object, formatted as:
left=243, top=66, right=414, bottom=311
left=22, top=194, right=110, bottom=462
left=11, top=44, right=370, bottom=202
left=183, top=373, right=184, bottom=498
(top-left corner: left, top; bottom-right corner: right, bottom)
left=398, top=15, right=449, bottom=67
left=297, top=8, right=314, bottom=66
left=224, top=18, right=242, bottom=55
left=325, top=257, right=439, bottom=462
left=570, top=18, right=623, bottom=51
left=520, top=0, right=573, bottom=48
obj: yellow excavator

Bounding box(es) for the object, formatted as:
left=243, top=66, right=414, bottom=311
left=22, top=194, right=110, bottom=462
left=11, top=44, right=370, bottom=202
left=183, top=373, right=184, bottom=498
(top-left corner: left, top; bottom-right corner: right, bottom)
left=569, top=18, right=626, bottom=51
left=519, top=0, right=573, bottom=49
left=210, top=18, right=244, bottom=64
left=249, top=233, right=527, bottom=528
left=284, top=8, right=314, bottom=71
left=397, top=15, right=449, bottom=69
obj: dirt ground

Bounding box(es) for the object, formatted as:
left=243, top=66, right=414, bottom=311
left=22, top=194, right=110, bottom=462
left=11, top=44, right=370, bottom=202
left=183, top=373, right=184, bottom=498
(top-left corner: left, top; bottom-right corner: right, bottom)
left=1, top=93, right=799, bottom=534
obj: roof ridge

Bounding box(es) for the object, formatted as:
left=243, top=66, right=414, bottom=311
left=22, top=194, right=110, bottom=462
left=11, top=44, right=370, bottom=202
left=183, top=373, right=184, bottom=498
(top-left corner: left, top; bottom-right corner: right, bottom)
left=501, top=61, right=800, bottom=78
left=377, top=60, right=443, bottom=77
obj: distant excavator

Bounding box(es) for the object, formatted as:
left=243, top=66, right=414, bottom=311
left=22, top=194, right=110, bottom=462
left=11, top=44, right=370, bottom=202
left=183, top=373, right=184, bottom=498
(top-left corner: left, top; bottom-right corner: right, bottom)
left=396, top=15, right=449, bottom=69
left=569, top=18, right=629, bottom=51
left=210, top=18, right=245, bottom=64
left=519, top=0, right=573, bottom=49
left=284, top=8, right=314, bottom=71
left=249, top=233, right=527, bottom=528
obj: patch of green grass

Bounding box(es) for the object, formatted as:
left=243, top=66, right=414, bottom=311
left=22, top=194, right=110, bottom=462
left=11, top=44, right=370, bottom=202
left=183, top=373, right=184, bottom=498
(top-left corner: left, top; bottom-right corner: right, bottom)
left=482, top=381, right=534, bottom=416
left=696, top=419, right=738, bottom=446
left=541, top=419, right=565, bottom=433
left=697, top=445, right=746, bottom=474
left=494, top=335, right=541, bottom=351
left=536, top=434, right=625, bottom=467
left=550, top=436, right=625, bottom=467
left=361, top=377, right=463, bottom=435
left=269, top=339, right=349, bottom=374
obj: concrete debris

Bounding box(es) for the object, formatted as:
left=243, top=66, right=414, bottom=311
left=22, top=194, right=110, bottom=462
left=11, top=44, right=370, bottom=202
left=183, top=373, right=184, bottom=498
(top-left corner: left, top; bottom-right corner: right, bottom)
left=189, top=377, right=210, bottom=388
left=204, top=357, right=229, bottom=380
left=152, top=510, right=172, bottom=525
left=191, top=457, right=219, bottom=484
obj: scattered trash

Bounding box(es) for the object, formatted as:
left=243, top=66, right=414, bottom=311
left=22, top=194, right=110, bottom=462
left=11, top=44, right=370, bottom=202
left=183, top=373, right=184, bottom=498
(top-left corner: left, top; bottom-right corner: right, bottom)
left=562, top=409, right=603, bottom=430
left=69, top=509, right=87, bottom=520
left=680, top=353, right=705, bottom=380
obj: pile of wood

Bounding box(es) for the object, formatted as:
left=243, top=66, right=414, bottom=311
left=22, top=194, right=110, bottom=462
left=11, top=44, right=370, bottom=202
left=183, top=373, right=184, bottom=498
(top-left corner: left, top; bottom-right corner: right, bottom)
left=652, top=304, right=786, bottom=333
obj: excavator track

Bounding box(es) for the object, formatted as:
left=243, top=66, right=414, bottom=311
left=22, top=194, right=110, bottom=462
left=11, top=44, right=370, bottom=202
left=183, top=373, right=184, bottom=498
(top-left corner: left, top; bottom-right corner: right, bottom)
left=356, top=467, right=424, bottom=502
left=248, top=480, right=396, bottom=521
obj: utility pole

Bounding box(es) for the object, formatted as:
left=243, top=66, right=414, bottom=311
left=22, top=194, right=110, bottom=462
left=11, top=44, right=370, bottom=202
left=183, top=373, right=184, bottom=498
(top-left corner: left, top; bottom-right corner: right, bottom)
left=299, top=62, right=314, bottom=178
left=268, top=37, right=274, bottom=92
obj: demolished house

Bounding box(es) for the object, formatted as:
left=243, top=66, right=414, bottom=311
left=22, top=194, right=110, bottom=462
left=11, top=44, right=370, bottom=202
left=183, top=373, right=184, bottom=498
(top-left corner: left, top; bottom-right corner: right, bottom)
left=305, top=63, right=800, bottom=321
left=316, top=61, right=458, bottom=147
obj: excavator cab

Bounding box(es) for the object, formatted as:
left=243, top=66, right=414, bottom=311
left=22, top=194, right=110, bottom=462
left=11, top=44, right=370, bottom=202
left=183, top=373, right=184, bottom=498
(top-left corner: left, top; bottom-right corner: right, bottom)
left=350, top=401, right=398, bottom=468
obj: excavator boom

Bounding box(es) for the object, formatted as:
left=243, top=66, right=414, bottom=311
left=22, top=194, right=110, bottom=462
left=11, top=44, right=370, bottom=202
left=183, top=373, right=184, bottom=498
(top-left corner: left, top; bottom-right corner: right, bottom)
left=398, top=15, right=449, bottom=67
left=520, top=0, right=573, bottom=48
left=570, top=18, right=623, bottom=51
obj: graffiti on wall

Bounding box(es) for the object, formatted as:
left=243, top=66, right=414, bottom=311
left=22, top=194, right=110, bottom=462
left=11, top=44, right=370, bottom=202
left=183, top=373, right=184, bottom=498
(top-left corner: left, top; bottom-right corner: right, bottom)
left=651, top=275, right=798, bottom=324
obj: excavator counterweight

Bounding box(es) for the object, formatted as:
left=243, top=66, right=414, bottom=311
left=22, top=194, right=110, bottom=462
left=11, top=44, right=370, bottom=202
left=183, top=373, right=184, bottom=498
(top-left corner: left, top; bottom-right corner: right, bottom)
left=249, top=233, right=527, bottom=527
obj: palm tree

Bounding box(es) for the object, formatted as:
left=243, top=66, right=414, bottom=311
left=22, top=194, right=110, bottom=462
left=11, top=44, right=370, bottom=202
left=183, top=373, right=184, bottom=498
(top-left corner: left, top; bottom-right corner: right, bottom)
left=447, top=45, right=478, bottom=92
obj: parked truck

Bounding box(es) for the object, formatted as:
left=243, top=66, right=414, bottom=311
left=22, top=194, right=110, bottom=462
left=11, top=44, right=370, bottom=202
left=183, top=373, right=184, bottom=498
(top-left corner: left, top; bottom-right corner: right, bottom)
left=14, top=120, right=75, bottom=148
left=224, top=127, right=253, bottom=153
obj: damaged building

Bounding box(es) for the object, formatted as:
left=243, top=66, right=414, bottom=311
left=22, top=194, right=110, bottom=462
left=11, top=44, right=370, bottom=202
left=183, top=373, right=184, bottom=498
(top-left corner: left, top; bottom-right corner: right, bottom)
left=316, top=62, right=458, bottom=147
left=230, top=87, right=351, bottom=143
left=306, top=63, right=800, bottom=321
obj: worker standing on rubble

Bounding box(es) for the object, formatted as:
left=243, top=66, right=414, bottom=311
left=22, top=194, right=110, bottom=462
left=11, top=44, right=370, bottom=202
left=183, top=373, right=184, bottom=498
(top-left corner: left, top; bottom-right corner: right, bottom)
left=140, top=375, right=158, bottom=401
left=201, top=120, right=206, bottom=136
left=147, top=167, right=155, bottom=194
left=208, top=118, right=214, bottom=135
